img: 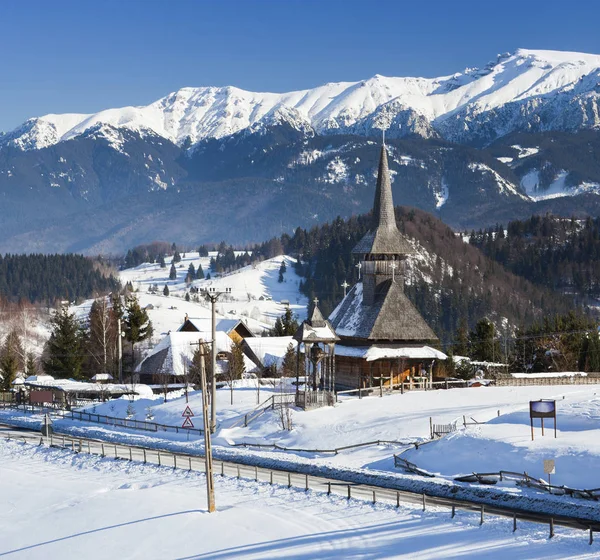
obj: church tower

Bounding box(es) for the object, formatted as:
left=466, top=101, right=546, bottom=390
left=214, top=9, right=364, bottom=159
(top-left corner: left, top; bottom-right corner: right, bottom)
left=352, top=143, right=413, bottom=305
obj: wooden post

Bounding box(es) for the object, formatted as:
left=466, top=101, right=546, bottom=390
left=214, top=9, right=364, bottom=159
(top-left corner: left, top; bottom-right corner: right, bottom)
left=174, top=455, right=177, bottom=469
left=480, top=505, right=484, bottom=525
left=530, top=418, right=534, bottom=441
left=129, top=447, right=132, bottom=461
left=590, top=527, right=593, bottom=545
left=101, top=443, right=105, bottom=457
left=372, top=490, right=376, bottom=504
left=237, top=465, right=241, bottom=479
left=328, top=482, right=331, bottom=495
left=554, top=417, right=557, bottom=439
left=396, top=492, right=400, bottom=508
left=347, top=485, right=351, bottom=500
left=88, top=441, right=91, bottom=454
left=143, top=449, right=146, bottom=463
left=430, top=417, right=433, bottom=439
left=198, top=338, right=216, bottom=512
left=189, top=456, right=192, bottom=471
left=114, top=445, right=118, bottom=459
left=158, top=452, right=161, bottom=466
left=513, top=513, right=517, bottom=532
left=288, top=472, right=291, bottom=488
left=305, top=474, right=309, bottom=492
left=422, top=493, right=426, bottom=511
left=221, top=462, right=225, bottom=477
left=549, top=518, right=554, bottom=538
left=270, top=471, right=273, bottom=485
left=451, top=504, right=455, bottom=518
left=541, top=417, right=545, bottom=436
left=255, top=466, right=258, bottom=482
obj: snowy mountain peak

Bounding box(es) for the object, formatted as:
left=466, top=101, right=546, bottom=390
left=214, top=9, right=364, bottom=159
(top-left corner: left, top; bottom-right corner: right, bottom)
left=4, top=48, right=600, bottom=151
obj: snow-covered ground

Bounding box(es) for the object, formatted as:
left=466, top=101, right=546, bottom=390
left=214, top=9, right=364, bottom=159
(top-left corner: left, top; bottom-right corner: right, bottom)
left=119, top=252, right=306, bottom=337
left=0, top=437, right=597, bottom=559
left=10, top=383, right=598, bottom=495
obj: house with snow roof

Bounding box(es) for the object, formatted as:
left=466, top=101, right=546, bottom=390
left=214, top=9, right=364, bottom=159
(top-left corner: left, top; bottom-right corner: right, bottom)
left=329, top=142, right=446, bottom=390
left=178, top=315, right=255, bottom=344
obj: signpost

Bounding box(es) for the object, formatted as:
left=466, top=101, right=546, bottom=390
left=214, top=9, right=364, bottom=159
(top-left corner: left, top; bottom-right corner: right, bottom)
left=544, top=459, right=556, bottom=486
left=529, top=400, right=557, bottom=441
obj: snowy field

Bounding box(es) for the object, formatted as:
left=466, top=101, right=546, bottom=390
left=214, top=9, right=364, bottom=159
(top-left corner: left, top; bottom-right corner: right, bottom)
left=0, top=437, right=597, bottom=560
left=116, top=252, right=307, bottom=339
left=68, top=384, right=600, bottom=485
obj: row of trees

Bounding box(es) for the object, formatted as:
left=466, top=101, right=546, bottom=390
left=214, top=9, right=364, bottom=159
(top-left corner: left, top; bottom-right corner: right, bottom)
left=39, top=294, right=153, bottom=383
left=443, top=312, right=600, bottom=377
left=0, top=254, right=119, bottom=304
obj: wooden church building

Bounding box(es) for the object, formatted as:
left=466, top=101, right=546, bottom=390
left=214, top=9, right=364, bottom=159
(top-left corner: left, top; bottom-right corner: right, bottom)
left=329, top=142, right=446, bottom=390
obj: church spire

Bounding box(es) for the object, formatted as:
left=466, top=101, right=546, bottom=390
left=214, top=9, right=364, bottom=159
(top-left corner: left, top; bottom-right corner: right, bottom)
left=371, top=143, right=396, bottom=232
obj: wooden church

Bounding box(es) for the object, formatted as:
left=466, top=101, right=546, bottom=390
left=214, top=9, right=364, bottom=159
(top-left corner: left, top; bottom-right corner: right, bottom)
left=329, top=142, right=446, bottom=391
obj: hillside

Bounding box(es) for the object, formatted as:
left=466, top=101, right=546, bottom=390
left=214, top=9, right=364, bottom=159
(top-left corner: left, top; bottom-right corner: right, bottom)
left=280, top=207, right=576, bottom=344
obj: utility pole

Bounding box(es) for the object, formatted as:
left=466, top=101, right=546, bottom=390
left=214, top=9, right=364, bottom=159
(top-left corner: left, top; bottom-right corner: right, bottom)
left=198, top=339, right=216, bottom=512
left=202, top=287, right=231, bottom=433
left=117, top=317, right=123, bottom=384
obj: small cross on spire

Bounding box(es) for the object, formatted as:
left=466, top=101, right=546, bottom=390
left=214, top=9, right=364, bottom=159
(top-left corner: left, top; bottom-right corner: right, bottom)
left=341, top=280, right=350, bottom=298
left=313, top=297, right=319, bottom=307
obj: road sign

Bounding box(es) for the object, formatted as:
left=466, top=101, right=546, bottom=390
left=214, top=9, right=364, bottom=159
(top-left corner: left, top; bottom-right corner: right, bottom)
left=544, top=459, right=556, bottom=475
left=182, top=417, right=195, bottom=429
left=182, top=405, right=195, bottom=417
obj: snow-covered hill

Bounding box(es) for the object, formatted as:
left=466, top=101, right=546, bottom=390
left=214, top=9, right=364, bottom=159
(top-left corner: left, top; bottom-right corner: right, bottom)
left=4, top=49, right=600, bottom=150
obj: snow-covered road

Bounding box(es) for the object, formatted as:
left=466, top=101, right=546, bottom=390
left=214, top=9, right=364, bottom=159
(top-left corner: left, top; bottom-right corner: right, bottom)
left=0, top=438, right=597, bottom=559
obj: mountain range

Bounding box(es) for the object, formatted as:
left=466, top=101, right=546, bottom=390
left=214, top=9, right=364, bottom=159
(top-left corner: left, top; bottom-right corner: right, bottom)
left=2, top=48, right=600, bottom=254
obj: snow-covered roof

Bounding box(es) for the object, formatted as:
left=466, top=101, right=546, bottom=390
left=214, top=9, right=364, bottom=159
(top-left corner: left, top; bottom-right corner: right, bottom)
left=91, top=373, right=114, bottom=381
left=137, top=330, right=233, bottom=377
left=24, top=374, right=55, bottom=383
left=24, top=378, right=149, bottom=396
left=335, top=344, right=446, bottom=362
left=243, top=336, right=297, bottom=372
left=330, top=282, right=438, bottom=342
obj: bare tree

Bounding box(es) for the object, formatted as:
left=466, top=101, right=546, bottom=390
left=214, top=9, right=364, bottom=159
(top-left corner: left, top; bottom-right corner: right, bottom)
left=224, top=341, right=245, bottom=405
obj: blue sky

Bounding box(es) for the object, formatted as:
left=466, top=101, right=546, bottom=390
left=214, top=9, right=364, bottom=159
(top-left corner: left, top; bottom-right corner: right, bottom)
left=1, top=0, right=599, bottom=131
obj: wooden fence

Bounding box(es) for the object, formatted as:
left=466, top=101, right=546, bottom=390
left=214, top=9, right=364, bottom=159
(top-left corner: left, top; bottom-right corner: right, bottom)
left=496, top=376, right=600, bottom=387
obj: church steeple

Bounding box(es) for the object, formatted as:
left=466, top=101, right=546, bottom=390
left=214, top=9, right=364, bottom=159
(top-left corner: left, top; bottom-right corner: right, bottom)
left=352, top=142, right=413, bottom=258
left=351, top=141, right=413, bottom=306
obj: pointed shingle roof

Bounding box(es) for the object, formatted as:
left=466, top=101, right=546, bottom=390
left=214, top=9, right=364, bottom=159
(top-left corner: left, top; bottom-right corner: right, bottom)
left=353, top=144, right=414, bottom=256
left=329, top=282, right=438, bottom=343
left=293, top=302, right=339, bottom=343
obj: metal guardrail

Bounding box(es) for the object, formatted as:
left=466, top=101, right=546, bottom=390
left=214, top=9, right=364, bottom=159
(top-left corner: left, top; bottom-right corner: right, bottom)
left=0, top=402, right=203, bottom=436
left=1, top=428, right=598, bottom=545
left=455, top=470, right=600, bottom=500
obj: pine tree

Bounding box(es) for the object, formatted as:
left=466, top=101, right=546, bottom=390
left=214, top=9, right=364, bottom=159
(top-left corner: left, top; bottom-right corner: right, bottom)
left=169, top=263, right=177, bottom=280
left=43, top=307, right=87, bottom=380
left=196, top=263, right=205, bottom=279
left=281, top=343, right=297, bottom=377
left=163, top=284, right=170, bottom=296
left=185, top=292, right=190, bottom=302
left=158, top=254, right=166, bottom=268
left=123, top=295, right=153, bottom=371
left=173, top=251, right=182, bottom=264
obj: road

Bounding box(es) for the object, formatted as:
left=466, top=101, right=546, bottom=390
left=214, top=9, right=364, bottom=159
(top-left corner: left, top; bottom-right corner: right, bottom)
left=1, top=422, right=599, bottom=541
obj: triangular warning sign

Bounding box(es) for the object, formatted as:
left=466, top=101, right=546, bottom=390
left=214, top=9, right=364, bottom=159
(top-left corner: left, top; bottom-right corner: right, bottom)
left=182, top=405, right=194, bottom=417
left=182, top=417, right=195, bottom=429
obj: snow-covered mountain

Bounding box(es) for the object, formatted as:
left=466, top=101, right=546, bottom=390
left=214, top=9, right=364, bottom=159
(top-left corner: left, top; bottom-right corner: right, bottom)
left=4, top=48, right=600, bottom=151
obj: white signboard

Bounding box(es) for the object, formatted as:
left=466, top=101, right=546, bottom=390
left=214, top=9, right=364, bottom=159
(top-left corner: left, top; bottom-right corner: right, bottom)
left=543, top=459, right=556, bottom=475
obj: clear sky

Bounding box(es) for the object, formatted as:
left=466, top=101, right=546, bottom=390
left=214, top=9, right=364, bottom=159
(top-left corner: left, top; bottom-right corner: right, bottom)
left=1, top=0, right=599, bottom=131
